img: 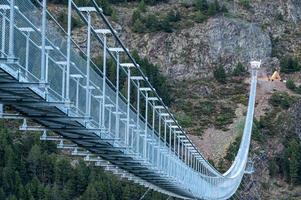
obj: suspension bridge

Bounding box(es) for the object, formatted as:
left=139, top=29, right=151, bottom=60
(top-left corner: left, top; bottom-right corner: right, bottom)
left=0, top=0, right=261, bottom=199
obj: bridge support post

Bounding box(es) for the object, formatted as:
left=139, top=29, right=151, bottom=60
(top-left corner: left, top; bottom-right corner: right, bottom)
left=157, top=111, right=162, bottom=170
left=120, top=63, right=135, bottom=147
left=144, top=90, right=149, bottom=161
left=78, top=7, right=96, bottom=118
left=108, top=47, right=124, bottom=142
left=115, top=51, right=120, bottom=140
left=148, top=97, right=158, bottom=165
left=65, top=0, right=72, bottom=103
left=40, top=0, right=47, bottom=82
left=135, top=80, right=141, bottom=156
left=45, top=46, right=54, bottom=100
left=155, top=106, right=165, bottom=170
left=102, top=34, right=107, bottom=129
left=93, top=29, right=113, bottom=129
left=85, top=13, right=91, bottom=117
left=139, top=87, right=151, bottom=162
left=130, top=76, right=144, bottom=157
left=126, top=66, right=131, bottom=147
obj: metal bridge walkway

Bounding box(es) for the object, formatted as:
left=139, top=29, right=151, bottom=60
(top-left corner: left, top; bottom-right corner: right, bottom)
left=0, top=0, right=260, bottom=199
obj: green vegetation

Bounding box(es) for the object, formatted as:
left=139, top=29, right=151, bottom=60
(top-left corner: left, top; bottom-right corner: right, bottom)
left=285, top=79, right=301, bottom=95
left=271, top=138, right=301, bottom=185
left=215, top=106, right=235, bottom=129
left=239, top=0, right=251, bottom=9
left=275, top=12, right=284, bottom=21
left=252, top=119, right=263, bottom=143
left=176, top=112, right=193, bottom=127
left=132, top=50, right=172, bottom=105
left=213, top=65, right=227, bottom=83
left=285, top=139, right=301, bottom=184
left=286, top=79, right=296, bottom=90
left=193, top=0, right=227, bottom=23
left=0, top=122, right=166, bottom=200
left=194, top=11, right=207, bottom=23
left=232, top=62, right=247, bottom=76
left=57, top=12, right=83, bottom=30
left=269, top=92, right=297, bottom=109
left=93, top=51, right=171, bottom=105
left=131, top=8, right=181, bottom=33
left=224, top=134, right=242, bottom=162
left=280, top=56, right=301, bottom=73
left=47, top=0, right=114, bottom=16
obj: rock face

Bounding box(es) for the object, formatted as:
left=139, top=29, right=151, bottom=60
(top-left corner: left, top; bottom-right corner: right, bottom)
left=122, top=16, right=271, bottom=79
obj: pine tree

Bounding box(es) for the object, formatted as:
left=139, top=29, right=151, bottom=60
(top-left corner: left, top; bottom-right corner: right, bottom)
left=81, top=184, right=99, bottom=200
left=138, top=0, right=147, bottom=12
left=213, top=65, right=227, bottom=83
left=27, top=145, right=42, bottom=178
left=287, top=139, right=301, bottom=184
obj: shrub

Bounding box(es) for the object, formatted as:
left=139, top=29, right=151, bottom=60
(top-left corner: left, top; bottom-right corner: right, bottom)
left=132, top=9, right=178, bottom=33
left=213, top=65, right=227, bottom=83
left=276, top=13, right=284, bottom=21
left=208, top=0, right=220, bottom=16
left=176, top=112, right=193, bottom=127
left=252, top=119, right=263, bottom=142
left=195, top=0, right=208, bottom=11
left=138, top=0, right=147, bottom=12
left=296, top=86, right=301, bottom=94
left=285, top=139, right=301, bottom=184
left=269, top=92, right=296, bottom=109
left=280, top=56, right=301, bottom=73
left=232, top=62, right=247, bottom=76
left=57, top=12, right=83, bottom=30
left=194, top=11, right=207, bottom=23
left=286, top=79, right=296, bottom=90
left=97, top=0, right=113, bottom=16
left=166, top=10, right=181, bottom=22
left=225, top=134, right=242, bottom=162
left=269, top=159, right=279, bottom=177
left=239, top=0, right=251, bottom=9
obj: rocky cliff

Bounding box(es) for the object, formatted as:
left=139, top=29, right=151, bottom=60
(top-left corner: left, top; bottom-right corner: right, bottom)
left=111, top=0, right=301, bottom=80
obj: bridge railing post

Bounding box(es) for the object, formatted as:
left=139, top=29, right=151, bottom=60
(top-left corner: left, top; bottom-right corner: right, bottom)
left=95, top=29, right=112, bottom=129
left=120, top=63, right=135, bottom=147
left=148, top=96, right=159, bottom=165
left=40, top=0, right=47, bottom=82
left=108, top=48, right=124, bottom=142
left=130, top=76, right=144, bottom=156
left=8, top=0, right=15, bottom=61
left=78, top=7, right=96, bottom=118
left=19, top=27, right=34, bottom=78
left=156, top=107, right=165, bottom=169
left=139, top=87, right=152, bottom=162
left=65, top=0, right=72, bottom=103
